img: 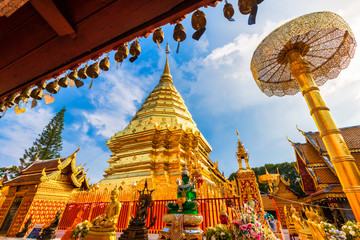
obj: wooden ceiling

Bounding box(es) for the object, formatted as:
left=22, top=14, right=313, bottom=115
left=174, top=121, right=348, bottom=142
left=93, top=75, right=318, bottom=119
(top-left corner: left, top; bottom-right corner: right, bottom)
left=0, top=0, right=218, bottom=99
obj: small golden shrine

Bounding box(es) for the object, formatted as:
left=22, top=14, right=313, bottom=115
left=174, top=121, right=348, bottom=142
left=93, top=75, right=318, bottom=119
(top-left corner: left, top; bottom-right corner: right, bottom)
left=0, top=148, right=89, bottom=237
left=259, top=169, right=302, bottom=228
left=289, top=125, right=360, bottom=225
left=99, top=45, right=235, bottom=200
left=234, top=133, right=263, bottom=211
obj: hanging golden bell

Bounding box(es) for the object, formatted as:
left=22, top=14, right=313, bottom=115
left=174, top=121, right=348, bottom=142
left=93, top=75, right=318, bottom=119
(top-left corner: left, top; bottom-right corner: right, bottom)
left=0, top=101, right=6, bottom=112
left=129, top=39, right=141, bottom=62
left=86, top=62, right=100, bottom=79
left=14, top=95, right=23, bottom=104
left=238, top=0, right=256, bottom=15
left=69, top=69, right=78, bottom=80
left=45, top=80, right=60, bottom=94
left=224, top=2, right=235, bottom=21
left=30, top=87, right=44, bottom=100
left=58, top=76, right=69, bottom=88
left=78, top=66, right=88, bottom=79
left=114, top=44, right=129, bottom=64
left=99, top=56, right=110, bottom=71
left=4, top=93, right=17, bottom=107
left=173, top=23, right=186, bottom=53
left=191, top=10, right=206, bottom=40
left=153, top=28, right=164, bottom=47
left=20, top=87, right=32, bottom=99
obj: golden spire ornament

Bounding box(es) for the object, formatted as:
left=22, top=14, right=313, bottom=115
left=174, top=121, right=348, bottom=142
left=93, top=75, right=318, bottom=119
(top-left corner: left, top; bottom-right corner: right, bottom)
left=191, top=9, right=207, bottom=40
left=153, top=28, right=164, bottom=48
left=173, top=23, right=186, bottom=53
left=223, top=0, right=235, bottom=21
left=251, top=11, right=360, bottom=221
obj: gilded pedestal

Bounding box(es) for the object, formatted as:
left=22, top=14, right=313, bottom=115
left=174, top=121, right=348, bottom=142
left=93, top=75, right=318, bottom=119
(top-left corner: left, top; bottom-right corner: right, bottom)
left=159, top=214, right=203, bottom=240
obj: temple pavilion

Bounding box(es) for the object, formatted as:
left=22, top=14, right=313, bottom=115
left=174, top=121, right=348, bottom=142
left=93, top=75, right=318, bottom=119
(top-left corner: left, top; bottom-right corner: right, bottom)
left=98, top=45, right=235, bottom=200
left=289, top=125, right=360, bottom=226
left=0, top=148, right=89, bottom=237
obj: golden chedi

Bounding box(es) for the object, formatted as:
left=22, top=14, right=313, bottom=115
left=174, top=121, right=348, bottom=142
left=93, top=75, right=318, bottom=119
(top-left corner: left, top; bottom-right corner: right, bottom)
left=99, top=44, right=233, bottom=201
left=83, top=186, right=121, bottom=240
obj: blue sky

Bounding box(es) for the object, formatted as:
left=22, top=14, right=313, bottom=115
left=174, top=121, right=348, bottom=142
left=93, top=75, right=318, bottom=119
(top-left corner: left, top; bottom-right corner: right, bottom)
left=2, top=0, right=360, bottom=183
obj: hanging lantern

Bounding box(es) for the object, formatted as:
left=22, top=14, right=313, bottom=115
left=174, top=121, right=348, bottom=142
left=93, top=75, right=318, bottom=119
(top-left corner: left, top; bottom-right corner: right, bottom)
left=129, top=39, right=141, bottom=63
left=99, top=56, right=110, bottom=71
left=173, top=23, right=186, bottom=53
left=58, top=76, right=69, bottom=88
left=153, top=28, right=164, bottom=48
left=191, top=10, right=207, bottom=40
left=86, top=62, right=100, bottom=89
left=238, top=0, right=263, bottom=25
left=78, top=65, right=88, bottom=79
left=114, top=44, right=129, bottom=68
left=223, top=1, right=235, bottom=21
left=45, top=80, right=60, bottom=94
left=5, top=93, right=18, bottom=108
left=69, top=69, right=84, bottom=88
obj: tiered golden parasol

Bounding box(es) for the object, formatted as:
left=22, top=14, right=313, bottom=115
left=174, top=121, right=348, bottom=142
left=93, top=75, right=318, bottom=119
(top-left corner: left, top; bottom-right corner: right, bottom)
left=251, top=11, right=360, bottom=221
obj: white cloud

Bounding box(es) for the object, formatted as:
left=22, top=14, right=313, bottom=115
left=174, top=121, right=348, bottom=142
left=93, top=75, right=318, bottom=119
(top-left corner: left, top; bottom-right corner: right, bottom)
left=0, top=105, right=54, bottom=166
left=83, top=68, right=156, bottom=138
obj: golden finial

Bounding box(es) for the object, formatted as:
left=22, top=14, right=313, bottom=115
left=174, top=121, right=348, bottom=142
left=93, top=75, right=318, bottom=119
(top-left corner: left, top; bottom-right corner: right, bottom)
left=265, top=167, right=269, bottom=174
left=286, top=136, right=295, bottom=145
left=41, top=168, right=46, bottom=177
left=58, top=158, right=61, bottom=165
left=35, top=152, right=39, bottom=160
left=296, top=125, right=305, bottom=135
left=160, top=43, right=172, bottom=83
left=236, top=127, right=240, bottom=141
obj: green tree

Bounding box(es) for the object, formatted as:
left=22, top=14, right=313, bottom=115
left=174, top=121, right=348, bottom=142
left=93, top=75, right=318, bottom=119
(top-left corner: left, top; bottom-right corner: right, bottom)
left=19, top=107, right=66, bottom=167
left=228, top=162, right=306, bottom=198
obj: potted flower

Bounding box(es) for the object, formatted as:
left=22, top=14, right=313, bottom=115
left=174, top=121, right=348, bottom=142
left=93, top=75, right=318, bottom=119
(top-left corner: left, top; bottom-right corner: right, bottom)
left=71, top=220, right=91, bottom=240
left=341, top=221, right=360, bottom=240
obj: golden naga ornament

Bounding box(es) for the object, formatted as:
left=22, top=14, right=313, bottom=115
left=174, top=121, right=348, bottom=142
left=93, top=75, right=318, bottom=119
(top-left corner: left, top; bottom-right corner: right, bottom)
left=99, top=56, right=110, bottom=71
left=129, top=39, right=141, bottom=63
left=78, top=65, right=88, bottom=79
left=45, top=80, right=60, bottom=94
left=58, top=76, right=70, bottom=88
left=223, top=1, right=235, bottom=21
left=114, top=44, right=129, bottom=68
left=87, top=62, right=100, bottom=89
left=173, top=23, right=186, bottom=53
left=153, top=28, right=164, bottom=48
left=191, top=9, right=207, bottom=40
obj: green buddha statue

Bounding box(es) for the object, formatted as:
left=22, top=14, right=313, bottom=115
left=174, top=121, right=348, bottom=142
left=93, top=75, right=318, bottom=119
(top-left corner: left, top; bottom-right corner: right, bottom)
left=166, top=160, right=199, bottom=214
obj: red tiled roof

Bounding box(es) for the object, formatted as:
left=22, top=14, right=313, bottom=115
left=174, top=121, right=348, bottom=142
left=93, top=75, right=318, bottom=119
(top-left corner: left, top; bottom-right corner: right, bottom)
left=313, top=167, right=339, bottom=184
left=5, top=171, right=56, bottom=185
left=307, top=125, right=360, bottom=151
left=297, top=144, right=324, bottom=165
left=21, top=158, right=66, bottom=174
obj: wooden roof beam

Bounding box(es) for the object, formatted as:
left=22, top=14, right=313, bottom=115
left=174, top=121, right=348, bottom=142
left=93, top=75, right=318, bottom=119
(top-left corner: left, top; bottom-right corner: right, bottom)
left=30, top=0, right=75, bottom=36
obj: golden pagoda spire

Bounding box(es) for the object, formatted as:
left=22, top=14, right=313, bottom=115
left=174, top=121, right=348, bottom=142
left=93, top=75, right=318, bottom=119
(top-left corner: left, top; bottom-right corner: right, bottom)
left=160, top=43, right=172, bottom=83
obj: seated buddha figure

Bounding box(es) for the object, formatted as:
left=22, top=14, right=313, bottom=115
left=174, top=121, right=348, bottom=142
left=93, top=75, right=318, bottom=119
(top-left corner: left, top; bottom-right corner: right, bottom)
left=90, top=186, right=121, bottom=231
left=166, top=162, right=199, bottom=214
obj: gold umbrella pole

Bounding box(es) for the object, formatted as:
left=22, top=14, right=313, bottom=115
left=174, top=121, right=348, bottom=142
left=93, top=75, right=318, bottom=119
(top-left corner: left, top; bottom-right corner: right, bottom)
left=287, top=49, right=360, bottom=221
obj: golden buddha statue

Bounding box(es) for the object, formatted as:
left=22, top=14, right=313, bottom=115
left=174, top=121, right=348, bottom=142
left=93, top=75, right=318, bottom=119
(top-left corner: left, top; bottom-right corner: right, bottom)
left=83, top=186, right=121, bottom=240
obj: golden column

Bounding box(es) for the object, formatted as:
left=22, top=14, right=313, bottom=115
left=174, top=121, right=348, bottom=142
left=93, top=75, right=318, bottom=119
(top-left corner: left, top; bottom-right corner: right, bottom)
left=251, top=11, right=360, bottom=221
